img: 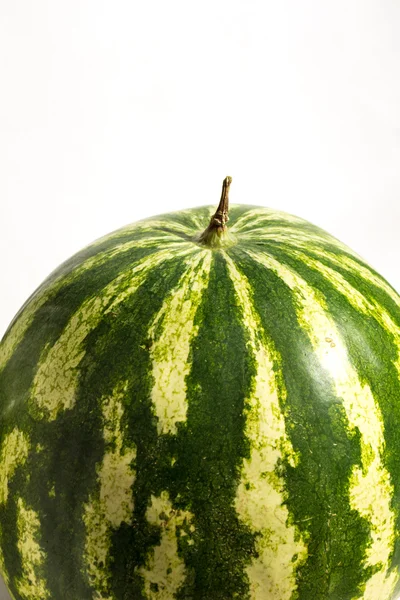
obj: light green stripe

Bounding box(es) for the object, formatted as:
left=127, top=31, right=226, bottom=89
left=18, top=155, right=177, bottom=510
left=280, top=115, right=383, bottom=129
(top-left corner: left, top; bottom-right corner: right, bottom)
left=29, top=246, right=195, bottom=422
left=287, top=244, right=400, bottom=312
left=83, top=381, right=136, bottom=600
left=230, top=209, right=307, bottom=233
left=0, top=428, right=30, bottom=505
left=223, top=252, right=307, bottom=599
left=0, top=238, right=184, bottom=375
left=340, top=254, right=400, bottom=305
left=176, top=207, right=214, bottom=230
left=246, top=249, right=398, bottom=600
left=240, top=227, right=363, bottom=259
left=288, top=250, right=400, bottom=383
left=16, top=498, right=49, bottom=600
left=92, top=219, right=197, bottom=248
left=137, top=491, right=194, bottom=599
left=0, top=429, right=30, bottom=595
left=284, top=251, right=400, bottom=599
left=148, top=250, right=212, bottom=435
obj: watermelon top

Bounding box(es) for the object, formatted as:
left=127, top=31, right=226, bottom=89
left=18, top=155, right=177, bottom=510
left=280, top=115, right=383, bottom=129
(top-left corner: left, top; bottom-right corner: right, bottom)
left=1, top=185, right=400, bottom=600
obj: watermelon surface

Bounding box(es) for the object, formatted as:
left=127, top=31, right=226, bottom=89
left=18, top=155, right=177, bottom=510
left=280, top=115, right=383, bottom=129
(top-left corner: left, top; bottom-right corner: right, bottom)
left=1, top=191, right=400, bottom=599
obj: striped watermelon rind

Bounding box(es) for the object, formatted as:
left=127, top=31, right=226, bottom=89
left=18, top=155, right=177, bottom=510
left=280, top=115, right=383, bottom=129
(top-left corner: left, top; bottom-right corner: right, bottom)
left=1, top=185, right=400, bottom=599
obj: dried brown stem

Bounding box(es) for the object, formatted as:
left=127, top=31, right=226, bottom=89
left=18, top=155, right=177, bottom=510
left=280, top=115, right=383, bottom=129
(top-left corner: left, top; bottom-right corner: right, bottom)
left=198, top=176, right=232, bottom=244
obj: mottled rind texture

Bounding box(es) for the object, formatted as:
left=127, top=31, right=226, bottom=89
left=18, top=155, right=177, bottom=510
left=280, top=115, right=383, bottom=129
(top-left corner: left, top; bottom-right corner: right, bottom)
left=1, top=204, right=400, bottom=600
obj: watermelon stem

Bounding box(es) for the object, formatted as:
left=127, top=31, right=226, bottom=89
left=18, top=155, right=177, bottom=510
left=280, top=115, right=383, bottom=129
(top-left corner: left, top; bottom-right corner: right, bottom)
left=197, top=176, right=236, bottom=248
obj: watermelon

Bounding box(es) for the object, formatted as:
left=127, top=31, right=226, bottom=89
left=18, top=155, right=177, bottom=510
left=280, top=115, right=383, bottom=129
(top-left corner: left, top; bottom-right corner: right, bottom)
left=1, top=177, right=400, bottom=600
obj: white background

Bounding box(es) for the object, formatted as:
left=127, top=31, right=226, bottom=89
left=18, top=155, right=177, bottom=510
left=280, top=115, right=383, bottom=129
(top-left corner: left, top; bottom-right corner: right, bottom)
left=0, top=1, right=400, bottom=598
left=1, top=1, right=400, bottom=342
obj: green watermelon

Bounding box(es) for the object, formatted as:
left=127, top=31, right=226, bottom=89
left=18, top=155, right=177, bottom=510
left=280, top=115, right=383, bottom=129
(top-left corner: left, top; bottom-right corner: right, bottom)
left=1, top=177, right=400, bottom=600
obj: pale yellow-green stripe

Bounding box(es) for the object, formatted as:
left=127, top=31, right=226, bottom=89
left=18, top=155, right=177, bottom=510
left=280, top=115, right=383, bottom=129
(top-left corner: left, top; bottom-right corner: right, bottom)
left=0, top=237, right=184, bottom=376
left=285, top=243, right=400, bottom=313
left=340, top=254, right=400, bottom=305
left=29, top=245, right=195, bottom=421
left=240, top=227, right=339, bottom=246
left=137, top=491, right=195, bottom=599
left=230, top=208, right=307, bottom=234
left=0, top=428, right=30, bottom=594
left=284, top=250, right=400, bottom=599
left=246, top=249, right=398, bottom=600
left=223, top=252, right=307, bottom=600
left=172, top=207, right=213, bottom=231
left=15, top=498, right=49, bottom=600
left=0, top=428, right=30, bottom=505
left=287, top=250, right=400, bottom=380
left=148, top=250, right=212, bottom=435
left=239, top=226, right=363, bottom=260
left=83, top=381, right=136, bottom=600
left=92, top=218, right=198, bottom=248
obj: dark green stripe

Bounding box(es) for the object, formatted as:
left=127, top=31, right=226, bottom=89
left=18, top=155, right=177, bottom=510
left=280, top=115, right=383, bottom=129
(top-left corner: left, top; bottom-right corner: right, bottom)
left=148, top=206, right=212, bottom=230
left=2, top=233, right=188, bottom=342
left=0, top=469, right=27, bottom=599
left=2, top=206, right=400, bottom=599
left=300, top=244, right=400, bottom=329
left=78, top=253, right=194, bottom=599
left=264, top=242, right=400, bottom=585
left=228, top=245, right=370, bottom=600
left=170, top=251, right=256, bottom=599
left=0, top=244, right=181, bottom=425
left=0, top=253, right=192, bottom=599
